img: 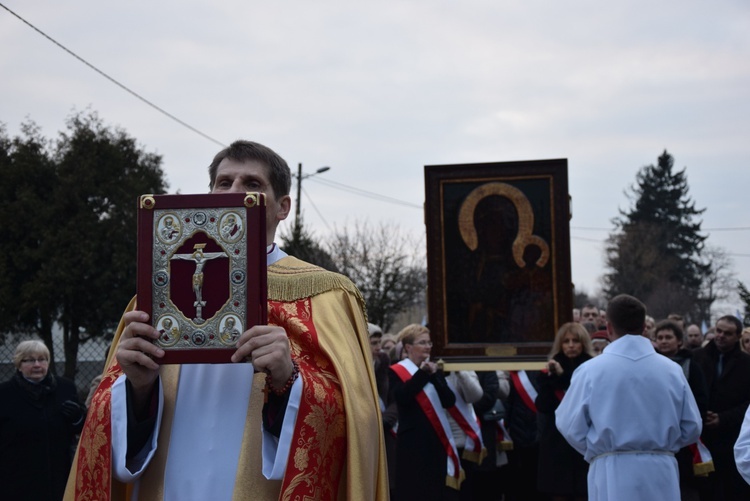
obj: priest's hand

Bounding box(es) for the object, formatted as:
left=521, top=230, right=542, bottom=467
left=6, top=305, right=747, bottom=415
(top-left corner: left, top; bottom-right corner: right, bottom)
left=232, top=325, right=294, bottom=391
left=116, top=310, right=164, bottom=413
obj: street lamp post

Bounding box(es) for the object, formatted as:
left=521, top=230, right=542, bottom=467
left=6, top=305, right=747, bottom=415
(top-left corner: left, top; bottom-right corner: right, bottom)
left=294, top=163, right=330, bottom=233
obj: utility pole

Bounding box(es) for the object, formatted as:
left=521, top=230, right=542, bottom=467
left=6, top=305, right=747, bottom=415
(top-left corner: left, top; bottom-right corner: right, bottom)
left=295, top=163, right=303, bottom=234
left=294, top=163, right=330, bottom=234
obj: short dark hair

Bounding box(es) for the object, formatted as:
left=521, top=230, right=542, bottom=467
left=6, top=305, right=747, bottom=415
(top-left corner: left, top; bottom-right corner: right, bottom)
left=208, top=140, right=292, bottom=199
left=654, top=319, right=684, bottom=341
left=717, top=315, right=743, bottom=337
left=606, top=294, right=646, bottom=336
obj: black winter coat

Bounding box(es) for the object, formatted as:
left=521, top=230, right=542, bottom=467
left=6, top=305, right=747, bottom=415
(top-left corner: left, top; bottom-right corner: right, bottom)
left=389, top=366, right=458, bottom=501
left=0, top=372, right=84, bottom=501
left=663, top=348, right=710, bottom=488
left=693, top=341, right=750, bottom=452
left=505, top=370, right=541, bottom=447
left=473, top=371, right=502, bottom=472
left=535, top=352, right=590, bottom=496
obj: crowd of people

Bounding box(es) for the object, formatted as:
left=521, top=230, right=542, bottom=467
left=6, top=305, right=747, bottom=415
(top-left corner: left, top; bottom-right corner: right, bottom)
left=369, top=301, right=750, bottom=501
left=2, top=138, right=749, bottom=500
left=5, top=299, right=750, bottom=500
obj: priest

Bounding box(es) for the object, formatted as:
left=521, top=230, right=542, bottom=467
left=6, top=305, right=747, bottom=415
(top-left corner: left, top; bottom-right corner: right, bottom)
left=65, top=140, right=388, bottom=501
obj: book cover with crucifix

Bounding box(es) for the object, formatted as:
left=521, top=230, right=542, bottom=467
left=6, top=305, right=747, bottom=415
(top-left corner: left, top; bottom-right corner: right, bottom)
left=137, top=192, right=267, bottom=364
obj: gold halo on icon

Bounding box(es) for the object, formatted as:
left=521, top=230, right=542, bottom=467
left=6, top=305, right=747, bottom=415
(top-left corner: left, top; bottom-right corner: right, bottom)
left=458, top=182, right=549, bottom=268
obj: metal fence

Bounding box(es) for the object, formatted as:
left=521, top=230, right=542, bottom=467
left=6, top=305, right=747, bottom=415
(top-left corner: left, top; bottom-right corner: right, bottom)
left=0, top=330, right=111, bottom=403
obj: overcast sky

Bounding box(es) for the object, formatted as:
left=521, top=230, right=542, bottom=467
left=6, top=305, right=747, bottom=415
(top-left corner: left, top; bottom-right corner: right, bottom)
left=2, top=0, right=748, bottom=317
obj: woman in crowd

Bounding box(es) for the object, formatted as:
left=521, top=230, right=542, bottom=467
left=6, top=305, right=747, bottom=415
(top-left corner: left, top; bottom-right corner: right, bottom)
left=740, top=327, right=750, bottom=354
left=654, top=319, right=709, bottom=501
left=389, top=324, right=459, bottom=500
left=536, top=322, right=593, bottom=501
left=0, top=340, right=85, bottom=500
left=381, top=333, right=398, bottom=355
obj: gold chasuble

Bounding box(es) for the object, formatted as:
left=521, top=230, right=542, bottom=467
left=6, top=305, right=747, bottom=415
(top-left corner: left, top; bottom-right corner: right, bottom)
left=65, top=256, right=389, bottom=501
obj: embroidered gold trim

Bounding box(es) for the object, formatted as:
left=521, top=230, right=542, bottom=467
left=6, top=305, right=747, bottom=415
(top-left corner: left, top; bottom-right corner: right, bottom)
left=268, top=257, right=366, bottom=316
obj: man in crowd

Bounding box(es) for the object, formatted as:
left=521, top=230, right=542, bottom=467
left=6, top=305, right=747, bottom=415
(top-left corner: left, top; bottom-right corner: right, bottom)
left=685, top=323, right=704, bottom=350
left=668, top=313, right=685, bottom=333
left=368, top=322, right=391, bottom=412
left=692, top=315, right=750, bottom=500
left=556, top=294, right=702, bottom=500
left=66, top=140, right=388, bottom=500
left=580, top=304, right=600, bottom=327
left=644, top=315, right=656, bottom=340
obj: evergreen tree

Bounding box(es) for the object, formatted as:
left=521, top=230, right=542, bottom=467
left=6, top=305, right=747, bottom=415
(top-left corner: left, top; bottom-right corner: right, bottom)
left=604, top=150, right=709, bottom=320
left=0, top=112, right=168, bottom=377
left=0, top=122, right=58, bottom=353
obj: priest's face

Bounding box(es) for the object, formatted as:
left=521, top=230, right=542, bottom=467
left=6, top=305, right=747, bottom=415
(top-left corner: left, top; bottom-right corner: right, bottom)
left=211, top=158, right=291, bottom=245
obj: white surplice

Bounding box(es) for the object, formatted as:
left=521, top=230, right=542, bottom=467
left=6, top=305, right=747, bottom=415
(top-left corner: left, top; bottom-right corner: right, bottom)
left=555, top=334, right=702, bottom=501
left=111, top=245, right=302, bottom=501
left=734, top=405, right=750, bottom=485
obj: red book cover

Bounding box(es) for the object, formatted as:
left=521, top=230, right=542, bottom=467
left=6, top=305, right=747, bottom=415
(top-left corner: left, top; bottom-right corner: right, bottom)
left=137, top=193, right=267, bottom=364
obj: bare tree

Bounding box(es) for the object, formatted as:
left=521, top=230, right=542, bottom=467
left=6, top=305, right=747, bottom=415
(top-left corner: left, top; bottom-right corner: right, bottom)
left=326, top=221, right=426, bottom=332
left=697, top=245, right=735, bottom=323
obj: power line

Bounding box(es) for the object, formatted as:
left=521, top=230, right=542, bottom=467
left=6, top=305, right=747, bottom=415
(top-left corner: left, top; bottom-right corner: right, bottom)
left=5, top=2, right=749, bottom=237
left=572, top=236, right=750, bottom=258
left=301, top=186, right=332, bottom=231
left=570, top=226, right=611, bottom=231
left=307, top=176, right=422, bottom=209
left=572, top=226, right=750, bottom=232
left=571, top=236, right=604, bottom=243
left=0, top=3, right=226, bottom=148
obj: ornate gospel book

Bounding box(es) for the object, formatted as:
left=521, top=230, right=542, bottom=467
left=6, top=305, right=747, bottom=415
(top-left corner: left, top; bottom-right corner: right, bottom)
left=137, top=192, right=267, bottom=364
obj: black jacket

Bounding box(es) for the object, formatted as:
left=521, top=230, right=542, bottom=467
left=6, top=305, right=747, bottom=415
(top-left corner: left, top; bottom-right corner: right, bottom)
left=664, top=348, right=709, bottom=418
left=505, top=370, right=541, bottom=447
left=693, top=341, right=750, bottom=451
left=389, top=366, right=457, bottom=501
left=0, top=372, right=84, bottom=501
left=473, top=371, right=502, bottom=471
left=535, top=352, right=590, bottom=496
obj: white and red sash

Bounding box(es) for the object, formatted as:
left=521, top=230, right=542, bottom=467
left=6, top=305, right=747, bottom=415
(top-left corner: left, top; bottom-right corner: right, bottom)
left=391, top=359, right=464, bottom=490
left=446, top=377, right=486, bottom=464
left=689, top=438, right=714, bottom=477
left=510, top=370, right=538, bottom=413
left=496, top=418, right=514, bottom=451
